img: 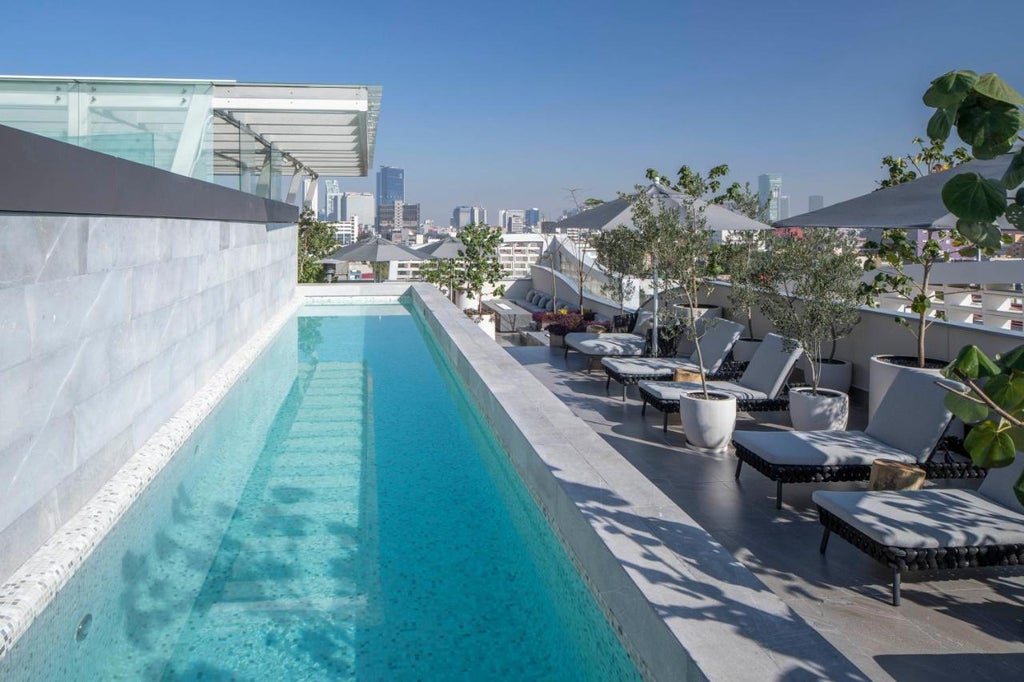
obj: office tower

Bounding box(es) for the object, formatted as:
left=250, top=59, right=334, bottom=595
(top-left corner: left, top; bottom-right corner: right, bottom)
left=471, top=206, right=487, bottom=226
left=452, top=206, right=473, bottom=230
left=758, top=174, right=782, bottom=223
left=341, top=192, right=376, bottom=229
left=779, top=195, right=790, bottom=221
left=809, top=195, right=824, bottom=211
left=376, top=166, right=404, bottom=205
left=378, top=201, right=420, bottom=234
left=323, top=179, right=343, bottom=220
left=499, top=209, right=526, bottom=233
left=525, top=208, right=541, bottom=228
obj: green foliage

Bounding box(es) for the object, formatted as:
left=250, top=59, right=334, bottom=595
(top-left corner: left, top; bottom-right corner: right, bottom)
left=720, top=231, right=767, bottom=338
left=591, top=226, right=645, bottom=313
left=859, top=228, right=949, bottom=367
left=419, top=256, right=461, bottom=303
left=878, top=137, right=970, bottom=189
left=455, top=223, right=504, bottom=314
left=923, top=70, right=1024, bottom=242
left=756, top=229, right=861, bottom=392
left=644, top=164, right=748, bottom=205
left=942, top=344, right=1024, bottom=504
left=297, top=208, right=338, bottom=283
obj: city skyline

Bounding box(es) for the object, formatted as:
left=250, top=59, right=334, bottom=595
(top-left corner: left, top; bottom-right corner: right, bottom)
left=2, top=2, right=1022, bottom=226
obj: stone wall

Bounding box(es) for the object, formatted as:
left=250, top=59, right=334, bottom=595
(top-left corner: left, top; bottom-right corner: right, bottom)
left=0, top=216, right=296, bottom=579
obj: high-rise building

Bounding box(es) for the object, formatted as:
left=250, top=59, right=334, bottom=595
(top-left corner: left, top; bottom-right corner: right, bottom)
left=324, top=179, right=342, bottom=220
left=471, top=206, right=487, bottom=226
left=758, top=174, right=783, bottom=223
left=525, top=208, right=541, bottom=229
left=809, top=195, right=824, bottom=212
left=378, top=201, right=420, bottom=236
left=452, top=205, right=487, bottom=229
left=376, top=166, right=404, bottom=205
left=499, top=209, right=526, bottom=233
left=778, top=195, right=790, bottom=221
left=341, top=192, right=375, bottom=229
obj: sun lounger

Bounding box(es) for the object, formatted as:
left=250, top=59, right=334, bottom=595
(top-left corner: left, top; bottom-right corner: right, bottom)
left=602, top=318, right=745, bottom=400
left=564, top=310, right=654, bottom=362
left=733, top=369, right=984, bottom=508
left=637, top=333, right=801, bottom=432
left=814, top=455, right=1024, bottom=605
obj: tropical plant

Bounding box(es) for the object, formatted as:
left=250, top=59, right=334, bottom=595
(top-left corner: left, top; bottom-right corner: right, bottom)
left=942, top=344, right=1024, bottom=504
left=878, top=137, right=971, bottom=189
left=297, top=208, right=338, bottom=283
left=921, top=70, right=1024, bottom=250
left=591, top=226, right=645, bottom=313
left=454, top=222, right=505, bottom=315
left=757, top=229, right=862, bottom=393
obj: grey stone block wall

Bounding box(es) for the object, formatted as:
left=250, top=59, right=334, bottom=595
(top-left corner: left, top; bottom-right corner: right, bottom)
left=0, top=215, right=297, bottom=580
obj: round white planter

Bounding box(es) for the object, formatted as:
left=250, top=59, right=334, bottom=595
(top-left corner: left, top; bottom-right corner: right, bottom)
left=789, top=387, right=849, bottom=431
left=679, top=391, right=737, bottom=453
left=731, top=338, right=762, bottom=363
left=800, top=356, right=852, bottom=393
left=868, top=355, right=945, bottom=422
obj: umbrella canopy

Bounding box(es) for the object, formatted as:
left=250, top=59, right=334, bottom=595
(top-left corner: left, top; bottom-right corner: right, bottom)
left=774, top=154, right=1019, bottom=230
left=418, top=236, right=465, bottom=259
left=553, top=183, right=771, bottom=233
left=326, top=236, right=429, bottom=263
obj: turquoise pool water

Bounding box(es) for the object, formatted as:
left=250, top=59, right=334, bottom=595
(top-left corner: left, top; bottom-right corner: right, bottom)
left=1, top=303, right=640, bottom=680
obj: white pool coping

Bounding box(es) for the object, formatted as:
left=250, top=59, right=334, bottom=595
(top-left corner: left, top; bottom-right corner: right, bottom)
left=0, top=282, right=864, bottom=680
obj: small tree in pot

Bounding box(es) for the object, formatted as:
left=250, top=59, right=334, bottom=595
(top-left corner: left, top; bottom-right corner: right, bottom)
left=758, top=228, right=861, bottom=430
left=453, top=222, right=505, bottom=317
left=591, top=226, right=645, bottom=314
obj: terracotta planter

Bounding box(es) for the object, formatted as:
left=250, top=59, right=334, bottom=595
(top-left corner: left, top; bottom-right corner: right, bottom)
left=679, top=391, right=737, bottom=453
left=789, top=387, right=849, bottom=431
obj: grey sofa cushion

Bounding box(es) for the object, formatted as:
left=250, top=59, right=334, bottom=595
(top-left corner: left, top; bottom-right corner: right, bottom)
left=733, top=429, right=918, bottom=467
left=737, top=333, right=800, bottom=398
left=979, top=453, right=1024, bottom=514
left=536, top=295, right=551, bottom=310
left=864, top=370, right=959, bottom=462
left=812, top=488, right=1024, bottom=548
left=638, top=380, right=767, bottom=402
left=527, top=290, right=540, bottom=305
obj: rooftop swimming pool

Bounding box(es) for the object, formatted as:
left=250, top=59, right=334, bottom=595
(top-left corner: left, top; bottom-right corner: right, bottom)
left=0, top=302, right=639, bottom=680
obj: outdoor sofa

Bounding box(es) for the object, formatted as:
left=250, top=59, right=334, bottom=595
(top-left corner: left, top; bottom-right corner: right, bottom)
left=602, top=318, right=745, bottom=400
left=563, top=310, right=654, bottom=362
left=511, top=288, right=579, bottom=314
left=637, top=333, right=802, bottom=432
left=733, top=369, right=985, bottom=509
left=815, top=455, right=1024, bottom=605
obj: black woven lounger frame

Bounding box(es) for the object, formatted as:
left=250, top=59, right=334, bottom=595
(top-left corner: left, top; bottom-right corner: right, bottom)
left=733, top=438, right=987, bottom=510
left=605, top=361, right=747, bottom=401
left=817, top=505, right=1024, bottom=605
left=638, top=381, right=793, bottom=433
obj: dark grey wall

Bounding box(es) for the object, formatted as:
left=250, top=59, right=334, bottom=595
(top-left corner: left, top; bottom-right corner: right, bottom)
left=0, top=124, right=298, bottom=224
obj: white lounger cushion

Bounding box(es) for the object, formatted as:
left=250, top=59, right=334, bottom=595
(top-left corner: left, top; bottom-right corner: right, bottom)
left=813, top=488, right=1024, bottom=548
left=602, top=357, right=700, bottom=375
left=733, top=429, right=918, bottom=467
left=679, top=318, right=744, bottom=372
left=737, top=333, right=801, bottom=398
left=638, top=380, right=768, bottom=402
left=566, top=333, right=647, bottom=357
left=864, top=370, right=960, bottom=463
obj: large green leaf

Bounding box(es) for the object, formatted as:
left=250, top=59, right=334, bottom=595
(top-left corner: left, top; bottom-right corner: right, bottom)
left=1016, top=188, right=1024, bottom=205
left=998, top=344, right=1024, bottom=372
left=926, top=107, right=956, bottom=141
left=973, top=72, right=1024, bottom=106
left=963, top=420, right=1018, bottom=468
left=983, top=374, right=1024, bottom=413
left=923, top=70, right=979, bottom=108
left=1002, top=150, right=1024, bottom=189
left=944, top=391, right=990, bottom=424
left=946, top=344, right=1002, bottom=378
left=955, top=219, right=1003, bottom=250
left=956, top=101, right=1021, bottom=159
left=942, top=173, right=1007, bottom=222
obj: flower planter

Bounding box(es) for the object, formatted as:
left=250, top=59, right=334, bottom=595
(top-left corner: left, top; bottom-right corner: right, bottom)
left=789, top=387, right=849, bottom=431
left=731, top=338, right=762, bottom=363
left=868, top=355, right=945, bottom=422
left=800, top=356, right=852, bottom=393
left=679, top=391, right=737, bottom=453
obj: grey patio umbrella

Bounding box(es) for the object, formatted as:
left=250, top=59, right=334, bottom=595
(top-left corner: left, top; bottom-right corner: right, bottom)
left=419, top=236, right=465, bottom=259
left=325, top=236, right=428, bottom=282
left=554, top=183, right=771, bottom=348
left=774, top=153, right=1019, bottom=230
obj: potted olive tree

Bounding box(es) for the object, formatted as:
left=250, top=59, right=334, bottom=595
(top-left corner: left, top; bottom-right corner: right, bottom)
left=759, top=228, right=861, bottom=430
left=437, top=222, right=505, bottom=339
left=640, top=191, right=736, bottom=451
left=721, top=230, right=766, bottom=362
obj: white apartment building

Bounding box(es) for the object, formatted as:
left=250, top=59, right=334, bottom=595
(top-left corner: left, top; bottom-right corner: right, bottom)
left=330, top=219, right=358, bottom=246
left=499, top=233, right=549, bottom=279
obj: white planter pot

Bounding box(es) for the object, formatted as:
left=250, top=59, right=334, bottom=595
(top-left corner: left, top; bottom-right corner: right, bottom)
left=679, top=391, right=737, bottom=453
left=800, top=356, right=852, bottom=393
left=789, top=387, right=849, bottom=431
left=868, top=355, right=945, bottom=422
left=732, top=338, right=761, bottom=363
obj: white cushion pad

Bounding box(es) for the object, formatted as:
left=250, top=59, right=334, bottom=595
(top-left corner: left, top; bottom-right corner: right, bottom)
left=813, top=488, right=1024, bottom=548
left=733, top=429, right=918, bottom=467
left=602, top=357, right=700, bottom=375
left=566, top=333, right=646, bottom=357
left=638, top=380, right=768, bottom=402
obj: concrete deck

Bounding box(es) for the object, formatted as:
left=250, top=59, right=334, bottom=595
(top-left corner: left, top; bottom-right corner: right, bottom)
left=504, top=340, right=1024, bottom=682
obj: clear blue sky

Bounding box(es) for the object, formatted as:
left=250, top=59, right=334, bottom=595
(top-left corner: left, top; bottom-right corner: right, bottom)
left=2, top=0, right=1022, bottom=225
